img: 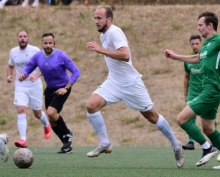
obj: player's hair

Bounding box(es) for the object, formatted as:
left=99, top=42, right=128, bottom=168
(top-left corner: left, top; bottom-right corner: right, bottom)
left=42, top=33, right=55, bottom=39
left=198, top=11, right=218, bottom=31
left=96, top=5, right=113, bottom=20
left=17, top=30, right=29, bottom=37
left=189, top=35, right=201, bottom=42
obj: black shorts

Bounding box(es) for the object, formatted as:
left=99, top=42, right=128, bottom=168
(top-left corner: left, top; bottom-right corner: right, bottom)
left=44, top=86, right=71, bottom=113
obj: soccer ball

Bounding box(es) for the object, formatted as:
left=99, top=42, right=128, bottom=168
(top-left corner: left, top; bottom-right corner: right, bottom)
left=0, top=133, right=9, bottom=144
left=13, top=148, right=34, bottom=168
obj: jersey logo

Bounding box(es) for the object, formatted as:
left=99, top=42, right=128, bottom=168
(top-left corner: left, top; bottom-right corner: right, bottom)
left=200, top=51, right=207, bottom=60
left=45, top=62, right=49, bottom=65
left=207, top=42, right=211, bottom=47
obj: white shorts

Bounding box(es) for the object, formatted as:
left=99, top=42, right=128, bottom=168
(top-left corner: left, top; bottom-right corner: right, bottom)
left=14, top=86, right=43, bottom=110
left=93, top=78, right=154, bottom=112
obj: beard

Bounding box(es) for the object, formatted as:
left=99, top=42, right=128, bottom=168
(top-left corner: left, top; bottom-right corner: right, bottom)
left=19, top=41, right=28, bottom=49
left=97, top=23, right=108, bottom=33
left=44, top=48, right=53, bottom=55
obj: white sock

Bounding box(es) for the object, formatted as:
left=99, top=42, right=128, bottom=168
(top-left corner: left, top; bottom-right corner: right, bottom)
left=201, top=141, right=211, bottom=149
left=87, top=111, right=110, bottom=146
left=0, top=0, right=8, bottom=4
left=155, top=114, right=179, bottom=149
left=40, top=111, right=49, bottom=127
left=18, top=114, right=27, bottom=141
left=32, top=0, right=39, bottom=4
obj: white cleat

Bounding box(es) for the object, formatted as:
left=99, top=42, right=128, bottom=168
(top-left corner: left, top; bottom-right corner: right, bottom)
left=212, top=154, right=220, bottom=169
left=217, top=154, right=220, bottom=162
left=0, top=137, right=9, bottom=162
left=174, top=141, right=184, bottom=168
left=22, top=1, right=29, bottom=7
left=31, top=1, right=39, bottom=7
left=196, top=146, right=218, bottom=167
left=0, top=2, right=5, bottom=8
left=213, top=165, right=220, bottom=169
left=87, top=144, right=112, bottom=157
left=0, top=133, right=9, bottom=144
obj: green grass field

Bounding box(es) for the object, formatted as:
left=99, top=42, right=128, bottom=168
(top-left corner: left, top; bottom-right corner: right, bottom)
left=1, top=146, right=220, bottom=177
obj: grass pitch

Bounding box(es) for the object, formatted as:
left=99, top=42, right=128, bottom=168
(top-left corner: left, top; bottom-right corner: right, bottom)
left=1, top=146, right=220, bottom=177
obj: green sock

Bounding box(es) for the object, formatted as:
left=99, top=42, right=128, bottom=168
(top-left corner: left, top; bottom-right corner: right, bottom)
left=181, top=120, right=206, bottom=145
left=207, top=130, right=220, bottom=150
left=188, top=116, right=196, bottom=143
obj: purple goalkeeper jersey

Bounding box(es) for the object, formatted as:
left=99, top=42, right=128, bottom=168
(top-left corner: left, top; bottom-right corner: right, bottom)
left=23, top=49, right=80, bottom=88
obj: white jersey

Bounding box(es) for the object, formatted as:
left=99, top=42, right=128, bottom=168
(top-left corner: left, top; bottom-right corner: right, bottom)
left=8, top=44, right=42, bottom=88
left=100, top=24, right=142, bottom=87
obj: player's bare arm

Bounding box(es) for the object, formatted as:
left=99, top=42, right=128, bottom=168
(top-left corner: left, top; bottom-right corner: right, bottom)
left=164, top=49, right=199, bottom=64
left=87, top=41, right=130, bottom=62
left=7, top=65, right=14, bottom=83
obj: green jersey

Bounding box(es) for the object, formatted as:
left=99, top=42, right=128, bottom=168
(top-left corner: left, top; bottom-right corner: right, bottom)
left=199, top=34, right=220, bottom=90
left=184, top=62, right=202, bottom=100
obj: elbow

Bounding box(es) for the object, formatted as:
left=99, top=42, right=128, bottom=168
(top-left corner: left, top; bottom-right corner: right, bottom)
left=76, top=68, right=81, bottom=78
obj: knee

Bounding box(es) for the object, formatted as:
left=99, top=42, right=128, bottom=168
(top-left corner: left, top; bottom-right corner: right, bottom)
left=46, top=110, right=56, bottom=120
left=34, top=111, right=42, bottom=119
left=202, top=127, right=214, bottom=135
left=17, top=107, right=26, bottom=114
left=86, top=102, right=98, bottom=113
left=176, top=114, right=183, bottom=126
left=141, top=109, right=159, bottom=124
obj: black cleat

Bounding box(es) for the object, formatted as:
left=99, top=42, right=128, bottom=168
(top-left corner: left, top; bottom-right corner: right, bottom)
left=57, top=145, right=73, bottom=154
left=182, top=142, right=195, bottom=150
left=196, top=146, right=218, bottom=167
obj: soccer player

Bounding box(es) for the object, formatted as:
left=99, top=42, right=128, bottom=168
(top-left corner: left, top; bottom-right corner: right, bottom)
left=19, top=33, right=80, bottom=154
left=182, top=35, right=202, bottom=150
left=0, top=133, right=9, bottom=162
left=164, top=11, right=220, bottom=167
left=85, top=5, right=184, bottom=168
left=7, top=30, right=50, bottom=148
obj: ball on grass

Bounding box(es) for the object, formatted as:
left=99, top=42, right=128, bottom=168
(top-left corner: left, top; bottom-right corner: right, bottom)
left=13, top=148, right=34, bottom=168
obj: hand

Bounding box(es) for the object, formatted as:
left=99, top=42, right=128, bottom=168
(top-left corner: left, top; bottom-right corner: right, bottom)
left=164, top=49, right=177, bottom=60
left=7, top=75, right=13, bottom=83
left=18, top=74, right=27, bottom=82
left=54, top=88, right=68, bottom=95
left=28, top=75, right=37, bottom=82
left=86, top=41, right=102, bottom=53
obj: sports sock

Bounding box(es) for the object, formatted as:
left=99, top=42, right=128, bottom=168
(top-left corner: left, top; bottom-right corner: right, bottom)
left=188, top=116, right=196, bottom=143
left=55, top=115, right=70, bottom=135
left=17, top=114, right=27, bottom=141
left=87, top=111, right=110, bottom=146
left=207, top=129, right=220, bottom=150
left=201, top=141, right=211, bottom=149
left=155, top=114, right=179, bottom=149
left=181, top=120, right=207, bottom=145
left=52, top=125, right=64, bottom=143
left=40, top=111, right=49, bottom=127
left=0, top=0, right=7, bottom=5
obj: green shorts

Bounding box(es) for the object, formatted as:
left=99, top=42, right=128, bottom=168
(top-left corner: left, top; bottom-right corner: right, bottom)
left=188, top=85, right=220, bottom=120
